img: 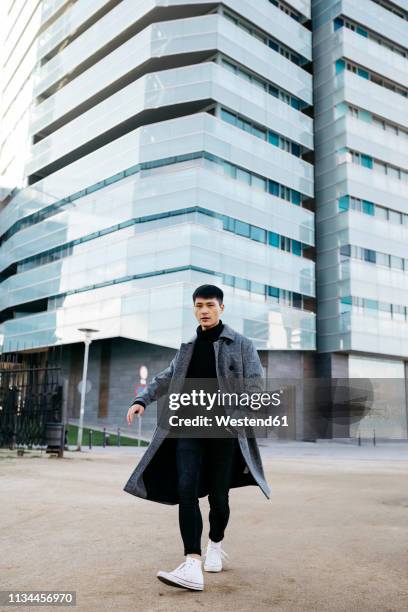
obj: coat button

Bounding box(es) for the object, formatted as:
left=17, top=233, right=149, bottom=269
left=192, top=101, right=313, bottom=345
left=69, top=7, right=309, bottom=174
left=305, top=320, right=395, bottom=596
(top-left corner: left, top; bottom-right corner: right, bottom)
left=229, top=365, right=234, bottom=371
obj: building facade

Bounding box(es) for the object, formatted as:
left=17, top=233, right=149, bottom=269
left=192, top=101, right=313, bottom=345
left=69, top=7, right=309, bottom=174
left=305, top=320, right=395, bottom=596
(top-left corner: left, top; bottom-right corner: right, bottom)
left=313, top=0, right=408, bottom=438
left=0, top=0, right=407, bottom=438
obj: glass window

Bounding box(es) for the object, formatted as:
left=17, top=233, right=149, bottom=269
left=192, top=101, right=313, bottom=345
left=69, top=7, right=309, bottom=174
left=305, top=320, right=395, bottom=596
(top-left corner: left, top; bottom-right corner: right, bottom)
left=222, top=59, right=236, bottom=74
left=388, top=210, right=402, bottom=224
left=292, top=240, right=302, bottom=256
left=340, top=295, right=352, bottom=312
left=282, top=186, right=291, bottom=201
left=291, top=143, right=301, bottom=157
left=356, top=26, right=368, bottom=37
left=268, top=131, right=279, bottom=146
left=290, top=97, right=300, bottom=110
left=235, top=220, right=250, bottom=237
left=363, top=298, right=378, bottom=310
left=333, top=17, right=344, bottom=30
left=362, top=200, right=374, bottom=215
left=268, top=232, right=280, bottom=247
left=364, top=249, right=376, bottom=263
left=222, top=161, right=236, bottom=179
left=238, top=22, right=252, bottom=34
left=250, top=281, right=266, bottom=295
left=87, top=181, right=105, bottom=194
left=268, top=40, right=279, bottom=51
left=280, top=139, right=290, bottom=152
left=340, top=244, right=351, bottom=257
left=268, top=180, right=280, bottom=196
left=388, top=166, right=400, bottom=180
left=338, top=195, right=349, bottom=211
left=269, top=85, right=279, bottom=98
left=221, top=109, right=236, bottom=125
left=375, top=205, right=388, bottom=220
left=223, top=216, right=235, bottom=232
left=268, top=286, right=279, bottom=300
left=376, top=252, right=390, bottom=267
left=281, top=236, right=291, bottom=252
left=392, top=304, right=405, bottom=321
left=350, top=197, right=361, bottom=211
left=252, top=125, right=267, bottom=140
left=280, top=289, right=291, bottom=305
left=335, top=59, right=346, bottom=73
left=253, top=31, right=267, bottom=43
left=238, top=67, right=251, bottom=81
left=235, top=277, right=250, bottom=290
left=250, top=226, right=267, bottom=242
left=292, top=292, right=302, bottom=308
left=253, top=76, right=266, bottom=90
left=237, top=118, right=252, bottom=133
left=224, top=12, right=238, bottom=24
left=236, top=168, right=251, bottom=184
left=106, top=171, right=124, bottom=185
left=390, top=255, right=404, bottom=270
left=373, top=117, right=385, bottom=130
left=291, top=190, right=301, bottom=205
left=378, top=302, right=391, bottom=318
left=223, top=274, right=235, bottom=286
left=252, top=175, right=267, bottom=191
left=357, top=68, right=369, bottom=79
left=361, top=154, right=373, bottom=168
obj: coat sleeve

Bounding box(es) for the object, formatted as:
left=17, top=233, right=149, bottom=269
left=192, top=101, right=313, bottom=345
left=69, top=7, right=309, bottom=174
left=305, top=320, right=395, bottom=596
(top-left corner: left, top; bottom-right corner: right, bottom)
left=130, top=352, right=178, bottom=408
left=242, top=338, right=265, bottom=396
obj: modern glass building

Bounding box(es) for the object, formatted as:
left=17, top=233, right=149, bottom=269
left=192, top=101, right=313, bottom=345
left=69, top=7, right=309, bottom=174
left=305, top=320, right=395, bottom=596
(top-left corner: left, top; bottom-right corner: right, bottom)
left=313, top=0, right=408, bottom=437
left=0, top=0, right=406, bottom=438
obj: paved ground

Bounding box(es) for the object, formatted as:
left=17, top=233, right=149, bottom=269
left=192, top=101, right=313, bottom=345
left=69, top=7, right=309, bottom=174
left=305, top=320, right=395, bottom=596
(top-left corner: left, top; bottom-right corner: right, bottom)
left=1, top=443, right=408, bottom=612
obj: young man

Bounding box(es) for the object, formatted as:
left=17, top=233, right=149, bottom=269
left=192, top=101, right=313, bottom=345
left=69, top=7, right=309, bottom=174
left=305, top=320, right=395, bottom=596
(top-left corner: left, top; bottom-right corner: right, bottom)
left=125, top=284, right=270, bottom=591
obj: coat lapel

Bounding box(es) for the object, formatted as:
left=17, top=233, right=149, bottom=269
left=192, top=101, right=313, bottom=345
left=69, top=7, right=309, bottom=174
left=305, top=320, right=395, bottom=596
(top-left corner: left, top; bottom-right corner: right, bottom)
left=175, top=341, right=195, bottom=376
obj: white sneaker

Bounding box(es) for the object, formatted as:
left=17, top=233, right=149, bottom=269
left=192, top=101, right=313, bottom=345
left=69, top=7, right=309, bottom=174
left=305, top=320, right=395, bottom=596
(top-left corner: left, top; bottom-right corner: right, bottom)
left=157, top=556, right=204, bottom=591
left=203, top=539, right=229, bottom=572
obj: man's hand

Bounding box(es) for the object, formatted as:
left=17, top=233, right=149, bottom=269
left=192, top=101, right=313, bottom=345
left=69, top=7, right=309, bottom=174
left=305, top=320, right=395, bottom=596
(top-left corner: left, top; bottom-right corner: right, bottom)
left=127, top=403, right=145, bottom=425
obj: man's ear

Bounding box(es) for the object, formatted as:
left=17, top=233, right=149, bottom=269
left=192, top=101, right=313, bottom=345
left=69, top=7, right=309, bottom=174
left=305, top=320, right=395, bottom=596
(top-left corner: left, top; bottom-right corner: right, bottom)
left=220, top=303, right=225, bottom=312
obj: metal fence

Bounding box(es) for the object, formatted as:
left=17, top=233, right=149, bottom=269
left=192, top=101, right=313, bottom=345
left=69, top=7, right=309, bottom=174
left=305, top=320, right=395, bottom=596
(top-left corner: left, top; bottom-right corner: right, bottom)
left=0, top=346, right=63, bottom=449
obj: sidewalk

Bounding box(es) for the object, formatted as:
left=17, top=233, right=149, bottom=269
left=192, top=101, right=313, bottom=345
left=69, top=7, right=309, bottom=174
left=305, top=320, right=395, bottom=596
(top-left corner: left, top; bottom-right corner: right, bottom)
left=65, top=438, right=408, bottom=461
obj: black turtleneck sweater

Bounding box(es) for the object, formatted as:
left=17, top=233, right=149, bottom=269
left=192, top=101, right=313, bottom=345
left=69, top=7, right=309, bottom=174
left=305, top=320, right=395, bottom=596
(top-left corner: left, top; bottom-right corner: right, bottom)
left=184, top=319, right=224, bottom=380
left=181, top=319, right=226, bottom=427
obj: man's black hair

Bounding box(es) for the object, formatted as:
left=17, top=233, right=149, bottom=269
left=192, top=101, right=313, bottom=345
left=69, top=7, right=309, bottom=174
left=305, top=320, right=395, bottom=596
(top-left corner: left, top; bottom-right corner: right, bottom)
left=192, top=284, right=224, bottom=305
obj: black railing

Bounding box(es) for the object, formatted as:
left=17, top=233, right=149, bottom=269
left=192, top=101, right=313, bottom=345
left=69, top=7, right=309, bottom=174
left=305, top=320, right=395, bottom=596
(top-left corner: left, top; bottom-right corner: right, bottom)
left=0, top=346, right=63, bottom=449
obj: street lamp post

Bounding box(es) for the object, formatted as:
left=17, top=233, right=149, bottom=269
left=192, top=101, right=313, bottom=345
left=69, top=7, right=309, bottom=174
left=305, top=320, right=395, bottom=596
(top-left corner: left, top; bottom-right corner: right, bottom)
left=77, top=327, right=99, bottom=451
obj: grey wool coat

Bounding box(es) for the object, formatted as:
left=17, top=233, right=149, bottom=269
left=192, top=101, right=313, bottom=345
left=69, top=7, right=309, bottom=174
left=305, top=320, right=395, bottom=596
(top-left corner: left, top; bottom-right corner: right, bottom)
left=123, top=323, right=271, bottom=504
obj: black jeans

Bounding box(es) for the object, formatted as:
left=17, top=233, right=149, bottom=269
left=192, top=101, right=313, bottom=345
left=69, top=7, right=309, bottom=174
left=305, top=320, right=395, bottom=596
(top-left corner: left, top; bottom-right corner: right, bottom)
left=176, top=436, right=238, bottom=556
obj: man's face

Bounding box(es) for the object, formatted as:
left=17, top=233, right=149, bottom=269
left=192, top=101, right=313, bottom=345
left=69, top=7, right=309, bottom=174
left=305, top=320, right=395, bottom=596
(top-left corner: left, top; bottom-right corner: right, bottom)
left=194, top=297, right=224, bottom=329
